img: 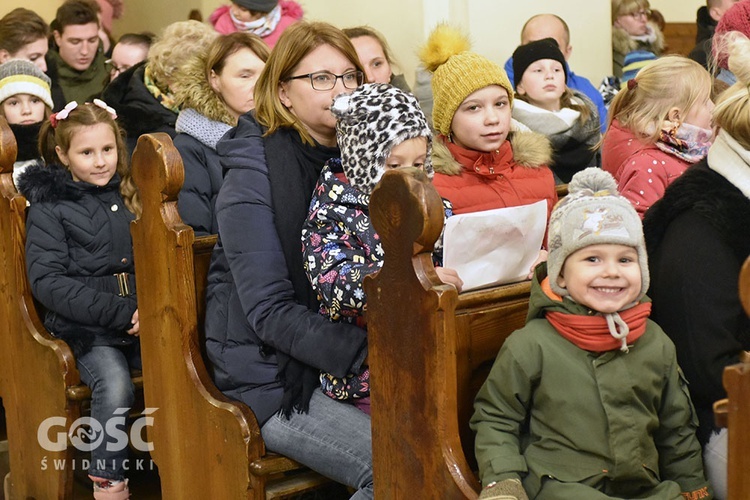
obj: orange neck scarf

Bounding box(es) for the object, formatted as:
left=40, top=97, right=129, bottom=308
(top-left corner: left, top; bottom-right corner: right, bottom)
left=541, top=278, right=651, bottom=353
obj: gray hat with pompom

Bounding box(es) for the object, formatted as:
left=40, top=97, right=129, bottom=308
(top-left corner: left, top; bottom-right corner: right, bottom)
left=547, top=167, right=649, bottom=303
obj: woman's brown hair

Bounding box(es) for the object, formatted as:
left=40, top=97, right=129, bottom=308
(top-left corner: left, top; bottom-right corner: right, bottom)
left=254, top=21, right=364, bottom=145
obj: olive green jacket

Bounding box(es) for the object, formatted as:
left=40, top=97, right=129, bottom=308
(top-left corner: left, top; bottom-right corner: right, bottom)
left=471, top=265, right=710, bottom=499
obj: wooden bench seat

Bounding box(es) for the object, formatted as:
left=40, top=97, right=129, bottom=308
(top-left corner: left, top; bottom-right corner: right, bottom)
left=365, top=168, right=534, bottom=498
left=0, top=117, right=146, bottom=498
left=129, top=133, right=330, bottom=499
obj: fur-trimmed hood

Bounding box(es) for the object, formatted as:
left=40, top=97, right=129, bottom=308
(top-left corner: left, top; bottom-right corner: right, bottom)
left=16, top=162, right=119, bottom=204
left=432, top=128, right=553, bottom=176
left=612, top=22, right=665, bottom=56
left=172, top=51, right=236, bottom=127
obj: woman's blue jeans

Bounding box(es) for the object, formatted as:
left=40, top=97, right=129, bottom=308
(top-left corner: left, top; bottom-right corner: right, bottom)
left=76, top=342, right=141, bottom=481
left=261, top=390, right=373, bottom=499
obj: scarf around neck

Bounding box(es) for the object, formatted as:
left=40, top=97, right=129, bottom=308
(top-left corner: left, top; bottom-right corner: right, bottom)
left=175, top=108, right=232, bottom=150
left=231, top=4, right=282, bottom=37
left=541, top=277, right=651, bottom=352
left=264, top=124, right=341, bottom=416
left=144, top=65, right=179, bottom=114
left=656, top=121, right=712, bottom=163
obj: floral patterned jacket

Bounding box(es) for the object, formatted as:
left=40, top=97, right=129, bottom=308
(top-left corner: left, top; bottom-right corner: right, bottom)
left=302, top=160, right=451, bottom=400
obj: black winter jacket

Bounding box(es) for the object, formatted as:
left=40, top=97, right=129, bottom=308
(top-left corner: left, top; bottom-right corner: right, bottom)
left=17, top=163, right=137, bottom=357
left=644, top=160, right=750, bottom=444
left=204, top=114, right=367, bottom=426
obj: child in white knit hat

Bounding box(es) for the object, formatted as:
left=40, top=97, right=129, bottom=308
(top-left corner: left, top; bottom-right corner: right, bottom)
left=470, top=167, right=710, bottom=500
left=301, top=83, right=462, bottom=414
left=0, top=59, right=53, bottom=185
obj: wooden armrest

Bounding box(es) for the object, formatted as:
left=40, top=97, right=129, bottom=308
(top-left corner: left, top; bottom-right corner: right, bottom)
left=713, top=398, right=728, bottom=429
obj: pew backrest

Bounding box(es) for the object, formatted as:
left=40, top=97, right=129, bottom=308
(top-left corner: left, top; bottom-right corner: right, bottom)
left=130, top=133, right=328, bottom=498
left=365, top=168, right=532, bottom=499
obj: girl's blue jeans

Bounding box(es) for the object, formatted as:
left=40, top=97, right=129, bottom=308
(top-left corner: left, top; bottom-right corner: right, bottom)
left=76, top=342, right=141, bottom=481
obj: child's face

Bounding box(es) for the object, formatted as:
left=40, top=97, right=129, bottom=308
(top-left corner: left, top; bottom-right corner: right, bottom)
left=350, top=35, right=392, bottom=85
left=517, top=59, right=566, bottom=112
left=230, top=2, right=264, bottom=22
left=384, top=137, right=427, bottom=170
left=556, top=244, right=641, bottom=314
left=56, top=123, right=118, bottom=186
left=2, top=94, right=46, bottom=125
left=683, top=94, right=715, bottom=130
left=450, top=85, right=511, bottom=153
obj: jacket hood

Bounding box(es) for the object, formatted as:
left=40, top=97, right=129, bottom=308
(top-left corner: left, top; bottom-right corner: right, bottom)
left=612, top=22, right=665, bottom=56
left=101, top=62, right=177, bottom=138
left=173, top=52, right=237, bottom=127
left=527, top=263, right=589, bottom=321
left=432, top=128, right=553, bottom=176
left=16, top=162, right=119, bottom=204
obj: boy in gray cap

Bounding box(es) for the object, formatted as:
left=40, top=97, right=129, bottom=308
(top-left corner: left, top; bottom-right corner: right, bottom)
left=471, top=168, right=710, bottom=500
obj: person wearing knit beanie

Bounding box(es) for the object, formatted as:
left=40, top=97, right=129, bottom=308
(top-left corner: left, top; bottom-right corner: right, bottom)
left=417, top=23, right=558, bottom=272
left=472, top=166, right=711, bottom=500
left=512, top=37, right=568, bottom=89
left=712, top=0, right=750, bottom=89
left=0, top=59, right=54, bottom=111
left=547, top=167, right=649, bottom=309
left=418, top=23, right=514, bottom=137
left=302, top=83, right=462, bottom=414
left=510, top=38, right=600, bottom=185
left=0, top=59, right=53, bottom=186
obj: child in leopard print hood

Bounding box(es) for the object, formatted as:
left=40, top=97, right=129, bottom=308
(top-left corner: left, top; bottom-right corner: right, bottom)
left=301, top=83, right=463, bottom=413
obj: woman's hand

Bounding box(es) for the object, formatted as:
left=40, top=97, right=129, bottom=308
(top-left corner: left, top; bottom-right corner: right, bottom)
left=436, top=266, right=464, bottom=293
left=127, top=309, right=140, bottom=336
left=527, top=250, right=548, bottom=280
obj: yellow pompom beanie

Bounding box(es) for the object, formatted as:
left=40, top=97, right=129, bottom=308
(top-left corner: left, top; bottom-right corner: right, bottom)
left=419, top=24, right=513, bottom=136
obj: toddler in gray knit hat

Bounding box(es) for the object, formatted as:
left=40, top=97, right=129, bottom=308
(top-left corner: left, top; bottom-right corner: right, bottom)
left=471, top=167, right=710, bottom=500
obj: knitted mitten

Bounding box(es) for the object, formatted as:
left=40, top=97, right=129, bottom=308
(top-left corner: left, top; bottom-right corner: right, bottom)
left=478, top=478, right=530, bottom=500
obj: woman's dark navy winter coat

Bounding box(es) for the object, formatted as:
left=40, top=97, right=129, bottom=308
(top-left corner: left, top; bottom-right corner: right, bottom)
left=204, top=114, right=367, bottom=426
left=17, top=163, right=137, bottom=356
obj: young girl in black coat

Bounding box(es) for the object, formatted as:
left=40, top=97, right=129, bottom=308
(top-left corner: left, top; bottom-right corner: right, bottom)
left=17, top=100, right=140, bottom=499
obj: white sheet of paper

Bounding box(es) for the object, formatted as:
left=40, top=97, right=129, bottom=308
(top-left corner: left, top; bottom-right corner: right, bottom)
left=443, top=200, right=547, bottom=292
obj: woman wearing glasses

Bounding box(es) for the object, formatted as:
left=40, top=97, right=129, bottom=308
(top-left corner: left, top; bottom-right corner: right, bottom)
left=204, top=21, right=373, bottom=498
left=611, top=0, right=664, bottom=80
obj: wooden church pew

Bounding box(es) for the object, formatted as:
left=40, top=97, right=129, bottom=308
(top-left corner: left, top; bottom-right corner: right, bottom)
left=365, top=168, right=534, bottom=498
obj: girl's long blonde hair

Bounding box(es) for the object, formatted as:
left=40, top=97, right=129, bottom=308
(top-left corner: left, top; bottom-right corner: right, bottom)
left=39, top=103, right=141, bottom=217
left=607, top=55, right=712, bottom=144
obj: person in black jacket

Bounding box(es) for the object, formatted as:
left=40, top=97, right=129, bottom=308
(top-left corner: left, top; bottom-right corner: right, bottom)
left=18, top=101, right=140, bottom=498
left=204, top=22, right=374, bottom=497
left=101, top=20, right=216, bottom=153
left=688, top=0, right=738, bottom=69
left=644, top=33, right=750, bottom=500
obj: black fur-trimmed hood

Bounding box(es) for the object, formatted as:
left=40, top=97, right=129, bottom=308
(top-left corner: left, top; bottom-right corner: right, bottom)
left=644, top=161, right=750, bottom=263
left=16, top=162, right=119, bottom=204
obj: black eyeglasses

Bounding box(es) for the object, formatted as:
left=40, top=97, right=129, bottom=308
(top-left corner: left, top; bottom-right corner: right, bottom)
left=287, top=70, right=364, bottom=91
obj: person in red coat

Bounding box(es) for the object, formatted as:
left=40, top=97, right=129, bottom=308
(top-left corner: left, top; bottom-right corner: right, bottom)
left=209, top=0, right=303, bottom=49
left=419, top=24, right=557, bottom=220
left=601, top=56, right=714, bottom=218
